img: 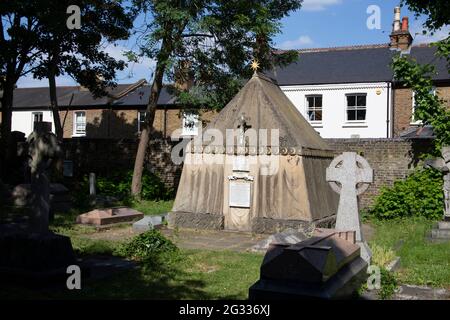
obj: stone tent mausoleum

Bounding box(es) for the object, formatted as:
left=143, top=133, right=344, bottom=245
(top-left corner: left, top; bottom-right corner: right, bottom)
left=168, top=72, right=339, bottom=233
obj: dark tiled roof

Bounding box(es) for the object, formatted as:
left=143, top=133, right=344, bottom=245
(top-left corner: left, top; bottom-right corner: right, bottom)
left=399, top=125, right=435, bottom=139
left=12, top=81, right=177, bottom=109
left=269, top=44, right=449, bottom=86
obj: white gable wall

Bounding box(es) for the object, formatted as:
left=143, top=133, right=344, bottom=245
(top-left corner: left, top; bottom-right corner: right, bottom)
left=280, top=82, right=392, bottom=138
left=12, top=110, right=55, bottom=137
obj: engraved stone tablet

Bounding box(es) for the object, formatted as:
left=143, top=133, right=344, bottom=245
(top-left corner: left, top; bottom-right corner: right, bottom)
left=229, top=182, right=251, bottom=208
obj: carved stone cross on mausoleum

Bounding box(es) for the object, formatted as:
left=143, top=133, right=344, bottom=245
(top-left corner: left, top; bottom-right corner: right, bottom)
left=326, top=152, right=373, bottom=262
left=237, top=113, right=251, bottom=151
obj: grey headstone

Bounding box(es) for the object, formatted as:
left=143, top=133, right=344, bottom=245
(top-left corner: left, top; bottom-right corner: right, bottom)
left=251, top=228, right=310, bottom=252
left=133, top=214, right=168, bottom=232
left=326, top=152, right=373, bottom=263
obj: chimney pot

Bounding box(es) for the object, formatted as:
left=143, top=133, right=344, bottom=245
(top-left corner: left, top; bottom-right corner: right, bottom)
left=401, top=17, right=409, bottom=31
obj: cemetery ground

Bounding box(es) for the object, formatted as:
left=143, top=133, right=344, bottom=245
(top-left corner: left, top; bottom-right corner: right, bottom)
left=1, top=200, right=449, bottom=299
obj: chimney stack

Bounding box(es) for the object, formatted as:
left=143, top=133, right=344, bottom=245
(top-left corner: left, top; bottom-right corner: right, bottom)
left=390, top=7, right=413, bottom=51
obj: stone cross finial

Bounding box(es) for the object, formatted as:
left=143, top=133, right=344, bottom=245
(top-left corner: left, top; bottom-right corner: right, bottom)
left=237, top=114, right=251, bottom=149
left=326, top=152, right=373, bottom=262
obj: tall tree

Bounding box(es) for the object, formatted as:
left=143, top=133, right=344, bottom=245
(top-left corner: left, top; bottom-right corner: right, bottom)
left=32, top=0, right=133, bottom=140
left=130, top=0, right=302, bottom=197
left=393, top=0, right=450, bottom=151
left=0, top=1, right=41, bottom=177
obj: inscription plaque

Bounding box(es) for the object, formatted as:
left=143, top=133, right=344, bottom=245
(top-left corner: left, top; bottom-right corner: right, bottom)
left=229, top=182, right=251, bottom=208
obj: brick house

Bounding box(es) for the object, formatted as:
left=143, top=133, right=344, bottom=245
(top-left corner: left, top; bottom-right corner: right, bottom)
left=271, top=7, right=449, bottom=139
left=8, top=79, right=216, bottom=139
left=2, top=7, right=448, bottom=141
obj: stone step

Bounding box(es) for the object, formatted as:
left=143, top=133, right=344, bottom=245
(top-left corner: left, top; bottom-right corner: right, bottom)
left=431, top=228, right=450, bottom=239
left=438, top=221, right=450, bottom=230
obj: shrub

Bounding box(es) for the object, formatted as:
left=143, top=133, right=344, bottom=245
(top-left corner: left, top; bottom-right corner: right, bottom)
left=368, top=168, right=443, bottom=220
left=378, top=267, right=398, bottom=300
left=371, top=244, right=396, bottom=268
left=119, top=230, right=178, bottom=261
left=74, top=170, right=173, bottom=202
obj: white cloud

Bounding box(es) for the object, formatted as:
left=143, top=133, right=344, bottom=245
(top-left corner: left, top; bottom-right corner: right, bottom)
left=279, top=35, right=313, bottom=49
left=409, top=21, right=450, bottom=44
left=302, top=0, right=342, bottom=12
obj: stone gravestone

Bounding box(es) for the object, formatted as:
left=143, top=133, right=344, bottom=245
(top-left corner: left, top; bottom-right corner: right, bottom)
left=0, top=124, right=76, bottom=281
left=326, top=152, right=373, bottom=263
left=424, top=146, right=450, bottom=240
left=27, top=126, right=62, bottom=233
left=249, top=230, right=368, bottom=299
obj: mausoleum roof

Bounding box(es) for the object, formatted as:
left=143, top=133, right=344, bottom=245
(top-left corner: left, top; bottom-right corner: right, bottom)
left=205, top=72, right=332, bottom=152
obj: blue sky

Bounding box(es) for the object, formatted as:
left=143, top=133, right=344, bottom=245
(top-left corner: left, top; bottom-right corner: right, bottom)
left=17, top=0, right=450, bottom=88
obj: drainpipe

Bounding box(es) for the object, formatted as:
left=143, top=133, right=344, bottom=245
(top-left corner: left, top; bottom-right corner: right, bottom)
left=386, top=82, right=391, bottom=138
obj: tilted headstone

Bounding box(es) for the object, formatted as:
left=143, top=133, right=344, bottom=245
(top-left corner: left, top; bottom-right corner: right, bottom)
left=424, top=146, right=450, bottom=240
left=27, top=127, right=62, bottom=233
left=326, top=152, right=373, bottom=263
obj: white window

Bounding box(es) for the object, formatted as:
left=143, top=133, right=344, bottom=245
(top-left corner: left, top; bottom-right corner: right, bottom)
left=73, top=111, right=86, bottom=136
left=306, top=95, right=322, bottom=122
left=137, top=111, right=146, bottom=132
left=182, top=112, right=199, bottom=136
left=411, top=88, right=436, bottom=125
left=346, top=94, right=367, bottom=121
left=32, top=112, right=43, bottom=130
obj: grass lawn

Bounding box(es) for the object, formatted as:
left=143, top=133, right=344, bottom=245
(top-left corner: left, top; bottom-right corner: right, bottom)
left=0, top=203, right=262, bottom=300
left=368, top=217, right=450, bottom=288
left=131, top=200, right=174, bottom=216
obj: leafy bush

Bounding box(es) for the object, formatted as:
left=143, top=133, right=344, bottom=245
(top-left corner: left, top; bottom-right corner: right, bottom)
left=119, top=230, right=178, bottom=261
left=75, top=170, right=173, bottom=202
left=371, top=244, right=396, bottom=268
left=368, top=168, right=443, bottom=220
left=378, top=267, right=398, bottom=300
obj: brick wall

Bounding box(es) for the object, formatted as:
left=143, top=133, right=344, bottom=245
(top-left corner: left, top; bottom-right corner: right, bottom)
left=63, top=138, right=182, bottom=190
left=325, top=138, right=434, bottom=209
left=393, top=85, right=450, bottom=136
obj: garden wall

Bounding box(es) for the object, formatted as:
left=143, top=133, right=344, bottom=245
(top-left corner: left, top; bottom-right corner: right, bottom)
left=64, top=137, right=434, bottom=209
left=63, top=138, right=181, bottom=189
left=325, top=138, right=434, bottom=209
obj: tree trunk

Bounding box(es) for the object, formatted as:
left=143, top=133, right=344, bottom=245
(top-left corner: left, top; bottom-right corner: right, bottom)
left=0, top=79, right=14, bottom=180
left=48, top=62, right=63, bottom=141
left=131, top=37, right=172, bottom=198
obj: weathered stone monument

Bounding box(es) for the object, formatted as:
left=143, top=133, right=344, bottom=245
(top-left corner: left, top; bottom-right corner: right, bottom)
left=169, top=72, right=338, bottom=233
left=0, top=124, right=76, bottom=281
left=326, top=152, right=373, bottom=263
left=249, top=229, right=368, bottom=299
left=425, top=146, right=450, bottom=240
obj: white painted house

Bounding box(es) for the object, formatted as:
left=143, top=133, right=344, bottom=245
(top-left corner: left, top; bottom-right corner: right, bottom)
left=281, top=82, right=392, bottom=138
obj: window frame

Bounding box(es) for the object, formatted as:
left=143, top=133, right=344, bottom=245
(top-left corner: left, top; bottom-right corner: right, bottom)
left=345, top=93, right=367, bottom=123
left=73, top=110, right=87, bottom=137
left=181, top=111, right=200, bottom=136
left=31, top=111, right=44, bottom=130
left=411, top=87, right=436, bottom=125
left=137, top=110, right=146, bottom=132
left=305, top=94, right=323, bottom=123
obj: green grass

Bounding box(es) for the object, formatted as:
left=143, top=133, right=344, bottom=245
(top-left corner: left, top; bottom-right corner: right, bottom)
left=0, top=247, right=262, bottom=300
left=368, top=217, right=450, bottom=288
left=131, top=200, right=174, bottom=216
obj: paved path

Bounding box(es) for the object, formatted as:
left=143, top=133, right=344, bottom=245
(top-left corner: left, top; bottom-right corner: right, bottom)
left=80, top=225, right=267, bottom=252
left=161, top=228, right=266, bottom=252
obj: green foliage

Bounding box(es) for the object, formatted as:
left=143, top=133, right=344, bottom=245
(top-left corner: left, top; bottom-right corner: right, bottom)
left=78, top=170, right=173, bottom=201
left=130, top=0, right=302, bottom=111
left=369, top=168, right=444, bottom=220
left=119, top=230, right=178, bottom=261
left=378, top=267, right=398, bottom=300
left=392, top=55, right=450, bottom=151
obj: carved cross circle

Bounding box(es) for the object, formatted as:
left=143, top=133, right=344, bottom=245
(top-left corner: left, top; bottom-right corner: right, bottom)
left=326, top=152, right=373, bottom=196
